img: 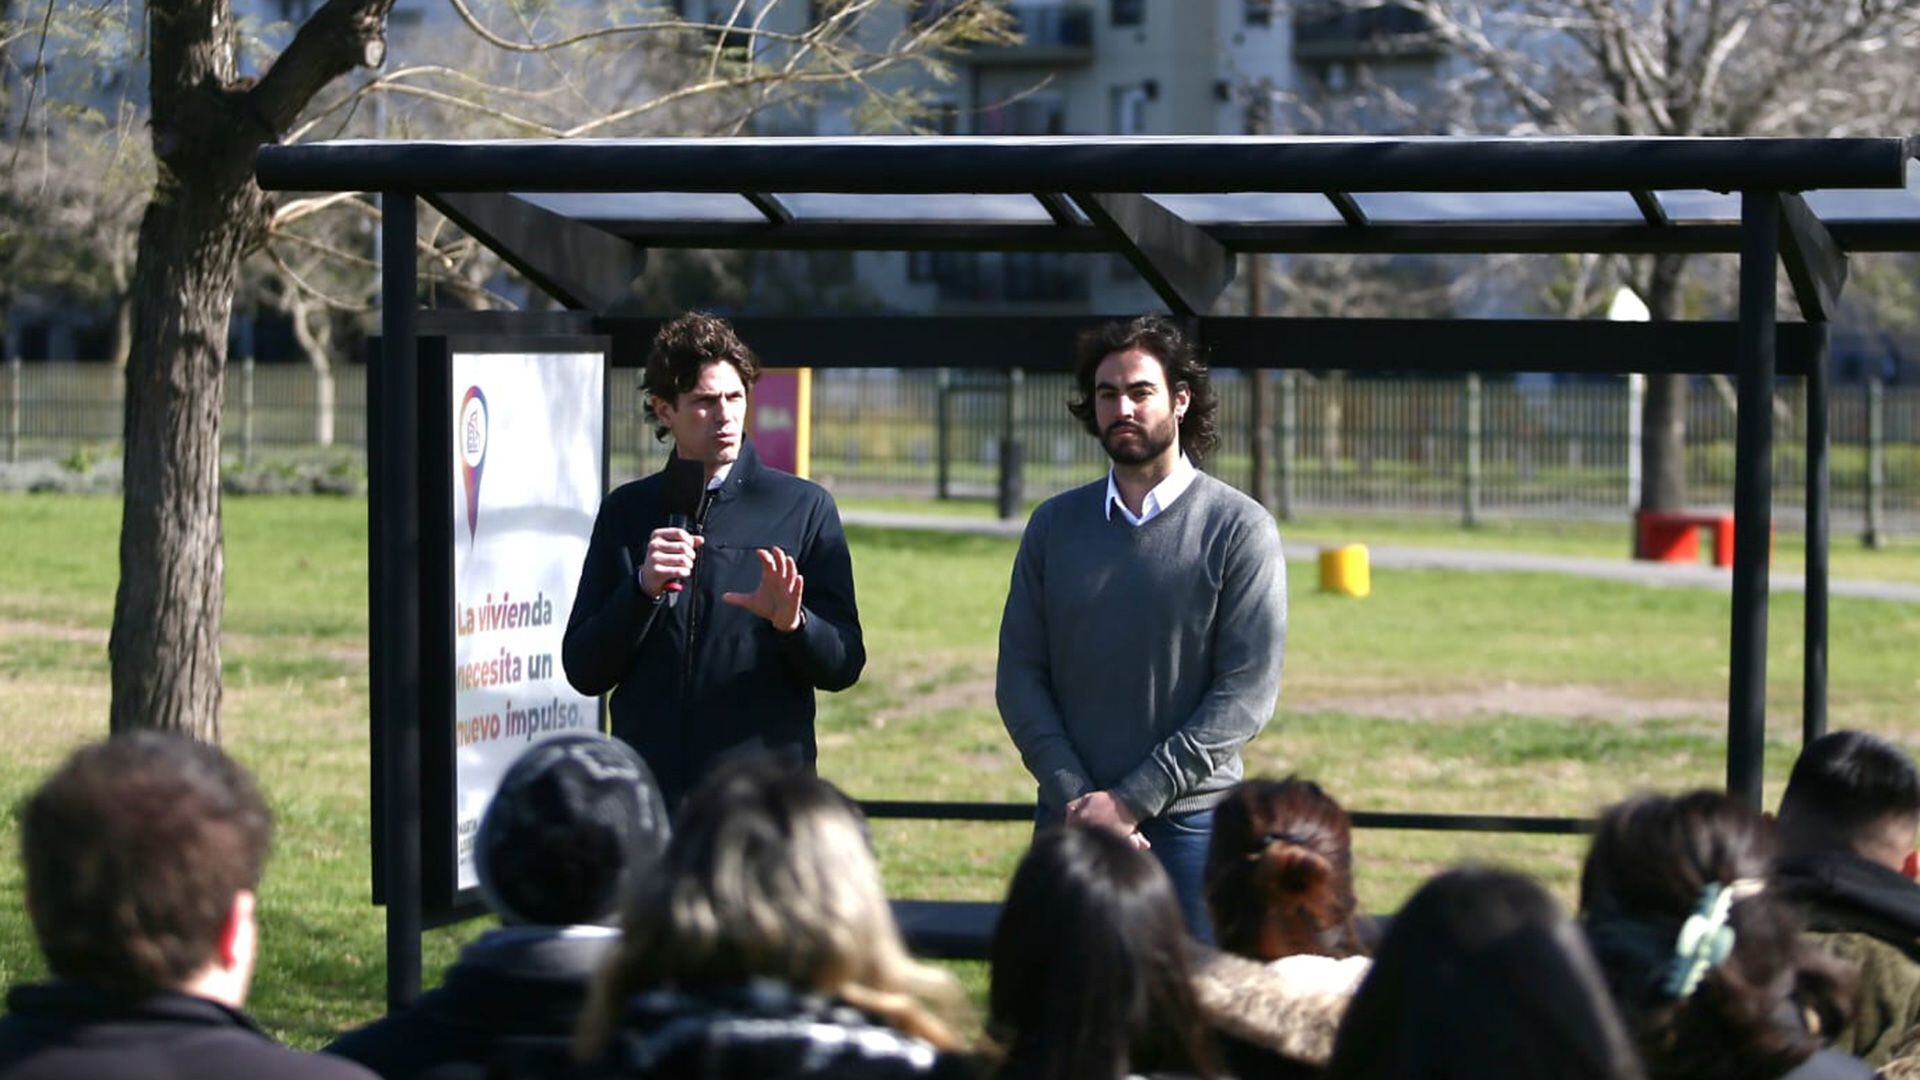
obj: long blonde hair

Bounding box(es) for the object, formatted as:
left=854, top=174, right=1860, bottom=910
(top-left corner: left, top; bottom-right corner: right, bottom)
left=576, top=762, right=966, bottom=1060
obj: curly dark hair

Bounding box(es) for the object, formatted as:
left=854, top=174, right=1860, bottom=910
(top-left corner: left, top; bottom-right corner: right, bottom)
left=1580, top=790, right=1857, bottom=1080
left=642, top=312, right=761, bottom=440
left=23, top=734, right=273, bottom=997
left=1066, top=315, right=1219, bottom=464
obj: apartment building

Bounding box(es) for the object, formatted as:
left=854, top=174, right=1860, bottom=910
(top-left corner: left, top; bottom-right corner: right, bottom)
left=792, top=0, right=1449, bottom=314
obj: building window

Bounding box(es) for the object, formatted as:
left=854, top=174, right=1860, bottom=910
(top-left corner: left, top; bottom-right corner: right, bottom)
left=1110, top=85, right=1149, bottom=135
left=1111, top=0, right=1144, bottom=27
left=908, top=251, right=936, bottom=282
left=1245, top=0, right=1272, bottom=27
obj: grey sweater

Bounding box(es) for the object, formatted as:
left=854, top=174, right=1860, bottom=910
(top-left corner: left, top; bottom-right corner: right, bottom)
left=996, top=472, right=1287, bottom=820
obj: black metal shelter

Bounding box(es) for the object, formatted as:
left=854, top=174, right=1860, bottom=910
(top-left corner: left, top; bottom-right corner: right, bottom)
left=256, top=133, right=1920, bottom=1001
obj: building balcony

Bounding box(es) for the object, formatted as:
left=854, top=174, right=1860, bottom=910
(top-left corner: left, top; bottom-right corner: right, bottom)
left=1292, top=3, right=1441, bottom=61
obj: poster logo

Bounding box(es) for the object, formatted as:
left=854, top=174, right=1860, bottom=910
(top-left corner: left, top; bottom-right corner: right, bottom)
left=459, top=386, right=489, bottom=544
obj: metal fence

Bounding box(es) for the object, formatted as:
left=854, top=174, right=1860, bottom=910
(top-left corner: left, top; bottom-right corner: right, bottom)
left=6, top=359, right=1916, bottom=536
left=807, top=369, right=1920, bottom=536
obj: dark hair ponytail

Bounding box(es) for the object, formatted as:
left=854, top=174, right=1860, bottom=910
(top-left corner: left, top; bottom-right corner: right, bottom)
left=1206, top=778, right=1364, bottom=961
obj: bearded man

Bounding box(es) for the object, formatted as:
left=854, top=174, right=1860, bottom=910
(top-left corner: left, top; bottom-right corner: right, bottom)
left=995, top=315, right=1288, bottom=942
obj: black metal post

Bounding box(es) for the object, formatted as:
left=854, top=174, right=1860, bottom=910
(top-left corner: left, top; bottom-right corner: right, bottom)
left=379, top=192, right=423, bottom=1010
left=1248, top=253, right=1274, bottom=511
left=1803, top=323, right=1829, bottom=745
left=997, top=368, right=1023, bottom=520
left=935, top=367, right=951, bottom=501
left=1727, top=192, right=1778, bottom=808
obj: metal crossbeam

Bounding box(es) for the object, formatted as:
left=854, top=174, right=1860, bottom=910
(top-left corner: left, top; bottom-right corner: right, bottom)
left=426, top=193, right=646, bottom=312
left=1070, top=191, right=1236, bottom=316
left=1779, top=192, right=1849, bottom=322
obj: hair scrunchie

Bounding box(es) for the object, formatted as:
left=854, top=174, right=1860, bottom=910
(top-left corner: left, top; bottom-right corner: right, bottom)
left=1662, top=877, right=1765, bottom=999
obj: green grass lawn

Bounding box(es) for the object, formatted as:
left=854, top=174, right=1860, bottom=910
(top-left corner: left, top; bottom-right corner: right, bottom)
left=0, top=492, right=1917, bottom=1046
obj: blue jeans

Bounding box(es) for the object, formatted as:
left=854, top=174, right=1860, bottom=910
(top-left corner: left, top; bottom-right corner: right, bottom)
left=1035, top=804, right=1216, bottom=945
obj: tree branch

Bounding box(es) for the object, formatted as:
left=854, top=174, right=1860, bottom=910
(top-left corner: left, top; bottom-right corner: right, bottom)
left=248, top=0, right=396, bottom=137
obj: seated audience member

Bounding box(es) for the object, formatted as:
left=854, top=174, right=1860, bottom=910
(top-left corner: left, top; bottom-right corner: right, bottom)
left=1327, top=865, right=1642, bottom=1080
left=1581, top=790, right=1869, bottom=1080
left=989, top=825, right=1222, bottom=1080
left=0, top=734, right=373, bottom=1079
left=326, top=733, right=671, bottom=1078
left=575, top=761, right=971, bottom=1079
left=1774, top=730, right=1920, bottom=1066
left=1195, top=778, right=1371, bottom=1076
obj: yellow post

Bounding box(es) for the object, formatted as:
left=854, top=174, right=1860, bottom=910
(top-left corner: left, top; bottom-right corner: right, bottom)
left=1318, top=544, right=1371, bottom=598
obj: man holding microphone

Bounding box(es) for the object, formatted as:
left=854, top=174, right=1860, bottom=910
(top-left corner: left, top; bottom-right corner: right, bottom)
left=563, top=313, right=864, bottom=809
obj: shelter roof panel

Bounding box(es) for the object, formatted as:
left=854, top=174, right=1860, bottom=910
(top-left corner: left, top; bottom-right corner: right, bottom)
left=516, top=192, right=765, bottom=223
left=1657, top=190, right=1742, bottom=222
left=258, top=136, right=1920, bottom=257
left=1145, top=193, right=1341, bottom=224
left=1352, top=190, right=1642, bottom=223
left=1805, top=162, right=1920, bottom=222
left=777, top=193, right=1053, bottom=222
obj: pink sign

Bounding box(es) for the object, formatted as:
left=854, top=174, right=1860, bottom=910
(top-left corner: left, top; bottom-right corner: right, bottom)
left=748, top=368, right=811, bottom=477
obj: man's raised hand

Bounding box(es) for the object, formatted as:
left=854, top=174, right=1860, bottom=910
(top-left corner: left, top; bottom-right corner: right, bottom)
left=721, top=546, right=804, bottom=632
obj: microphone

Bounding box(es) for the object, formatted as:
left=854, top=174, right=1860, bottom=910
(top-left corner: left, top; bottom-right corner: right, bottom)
left=659, top=454, right=709, bottom=608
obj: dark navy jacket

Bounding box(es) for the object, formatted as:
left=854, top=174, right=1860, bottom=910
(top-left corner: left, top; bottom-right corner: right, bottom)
left=562, top=441, right=863, bottom=808
left=323, top=927, right=616, bottom=1079
left=0, top=984, right=372, bottom=1080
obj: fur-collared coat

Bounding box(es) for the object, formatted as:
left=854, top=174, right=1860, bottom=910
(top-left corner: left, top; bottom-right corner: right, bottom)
left=1190, top=949, right=1370, bottom=1076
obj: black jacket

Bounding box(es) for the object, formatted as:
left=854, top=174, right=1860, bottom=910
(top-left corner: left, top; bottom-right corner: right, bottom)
left=581, top=981, right=974, bottom=1079
left=562, top=442, right=864, bottom=808
left=0, top=983, right=373, bottom=1080
left=323, top=927, right=617, bottom=1079
left=1775, top=848, right=1920, bottom=1065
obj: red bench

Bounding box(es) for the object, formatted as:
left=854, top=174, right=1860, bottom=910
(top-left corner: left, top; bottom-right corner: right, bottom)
left=1634, top=510, right=1767, bottom=567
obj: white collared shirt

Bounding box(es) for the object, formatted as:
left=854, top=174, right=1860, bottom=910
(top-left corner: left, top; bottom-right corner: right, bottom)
left=707, top=461, right=734, bottom=490
left=1105, top=453, right=1197, bottom=526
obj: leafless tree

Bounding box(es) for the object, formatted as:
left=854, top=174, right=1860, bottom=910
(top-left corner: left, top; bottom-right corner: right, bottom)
left=5, top=0, right=1010, bottom=740
left=1288, top=0, right=1920, bottom=510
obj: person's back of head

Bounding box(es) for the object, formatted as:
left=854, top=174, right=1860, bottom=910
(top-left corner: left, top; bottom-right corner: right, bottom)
left=1778, top=730, right=1920, bottom=870
left=1581, top=790, right=1856, bottom=1080
left=1327, top=865, right=1642, bottom=1080
left=989, top=824, right=1220, bottom=1080
left=1205, top=777, right=1362, bottom=962
left=476, top=733, right=670, bottom=927
left=577, top=761, right=961, bottom=1064
left=21, top=732, right=272, bottom=1003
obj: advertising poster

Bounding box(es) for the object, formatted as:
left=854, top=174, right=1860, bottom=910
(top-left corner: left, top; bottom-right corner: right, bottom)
left=748, top=368, right=811, bottom=478
left=449, top=351, right=603, bottom=891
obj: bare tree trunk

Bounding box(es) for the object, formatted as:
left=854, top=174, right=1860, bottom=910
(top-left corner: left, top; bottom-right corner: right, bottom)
left=1639, top=253, right=1690, bottom=512
left=109, top=291, right=133, bottom=370
left=315, top=362, right=336, bottom=446
left=110, top=0, right=391, bottom=739
left=288, top=293, right=336, bottom=446
left=110, top=168, right=262, bottom=739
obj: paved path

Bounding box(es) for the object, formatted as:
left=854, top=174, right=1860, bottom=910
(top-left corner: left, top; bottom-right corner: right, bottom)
left=841, top=509, right=1920, bottom=604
